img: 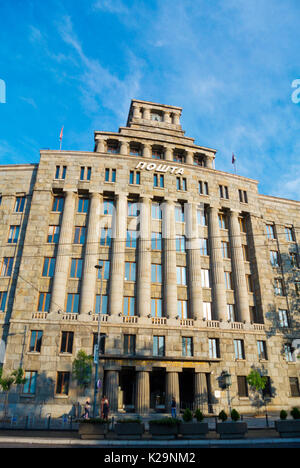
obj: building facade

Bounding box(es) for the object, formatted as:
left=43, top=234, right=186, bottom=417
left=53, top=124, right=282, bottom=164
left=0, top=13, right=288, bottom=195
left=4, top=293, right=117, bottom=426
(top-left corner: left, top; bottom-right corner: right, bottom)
left=0, top=99, right=299, bottom=417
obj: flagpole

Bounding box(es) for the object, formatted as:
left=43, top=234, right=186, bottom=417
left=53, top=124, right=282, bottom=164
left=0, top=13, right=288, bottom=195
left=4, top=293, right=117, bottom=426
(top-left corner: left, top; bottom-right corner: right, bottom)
left=59, top=126, right=64, bottom=151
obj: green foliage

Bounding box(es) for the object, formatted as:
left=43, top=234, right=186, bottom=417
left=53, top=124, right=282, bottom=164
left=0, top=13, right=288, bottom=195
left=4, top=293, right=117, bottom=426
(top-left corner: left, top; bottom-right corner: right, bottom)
left=72, top=350, right=93, bottom=389
left=182, top=408, right=193, bottom=422
left=0, top=367, right=26, bottom=391
left=117, top=419, right=142, bottom=424
left=280, top=410, right=288, bottom=420
left=78, top=417, right=107, bottom=424
left=231, top=409, right=240, bottom=421
left=218, top=410, right=228, bottom=422
left=149, top=417, right=180, bottom=426
left=291, top=407, right=300, bottom=420
left=12, top=368, right=26, bottom=386
left=194, top=409, right=204, bottom=422
left=246, top=370, right=267, bottom=392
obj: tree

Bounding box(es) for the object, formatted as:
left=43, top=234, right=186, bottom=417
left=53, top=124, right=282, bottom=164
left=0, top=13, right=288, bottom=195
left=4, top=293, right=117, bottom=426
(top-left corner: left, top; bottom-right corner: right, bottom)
left=246, top=369, right=268, bottom=414
left=0, top=367, right=26, bottom=417
left=72, top=350, right=93, bottom=390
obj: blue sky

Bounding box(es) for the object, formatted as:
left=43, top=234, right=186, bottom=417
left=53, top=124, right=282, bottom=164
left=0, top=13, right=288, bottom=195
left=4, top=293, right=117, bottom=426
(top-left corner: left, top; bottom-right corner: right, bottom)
left=0, top=0, right=299, bottom=200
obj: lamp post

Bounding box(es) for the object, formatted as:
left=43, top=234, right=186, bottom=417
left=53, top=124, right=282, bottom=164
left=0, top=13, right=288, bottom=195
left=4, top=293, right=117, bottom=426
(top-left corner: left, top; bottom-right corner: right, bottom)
left=222, top=371, right=232, bottom=415
left=93, top=263, right=104, bottom=417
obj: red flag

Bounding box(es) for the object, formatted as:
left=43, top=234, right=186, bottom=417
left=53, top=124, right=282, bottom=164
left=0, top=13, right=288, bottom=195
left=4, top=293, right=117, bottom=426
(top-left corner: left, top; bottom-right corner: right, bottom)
left=59, top=126, right=64, bottom=141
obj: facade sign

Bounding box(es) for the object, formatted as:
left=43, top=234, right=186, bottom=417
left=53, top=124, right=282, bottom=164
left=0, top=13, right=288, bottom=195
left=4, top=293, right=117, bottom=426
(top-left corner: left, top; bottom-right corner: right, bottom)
left=135, top=161, right=184, bottom=175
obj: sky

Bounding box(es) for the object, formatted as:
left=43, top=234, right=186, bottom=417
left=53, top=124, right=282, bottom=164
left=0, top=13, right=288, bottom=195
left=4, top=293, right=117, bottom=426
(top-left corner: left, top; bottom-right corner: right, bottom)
left=0, top=0, right=299, bottom=200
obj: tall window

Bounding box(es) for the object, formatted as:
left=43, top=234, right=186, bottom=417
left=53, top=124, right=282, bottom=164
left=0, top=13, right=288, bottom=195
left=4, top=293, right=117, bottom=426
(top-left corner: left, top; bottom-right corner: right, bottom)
left=104, top=168, right=116, bottom=182
left=103, top=199, right=115, bottom=215
left=257, top=340, right=268, bottom=360
left=55, top=165, right=67, bottom=180
left=176, top=235, right=186, bottom=252
left=203, top=302, right=212, bottom=320
left=201, top=269, right=210, bottom=288
left=177, top=300, right=188, bottom=319
left=151, top=298, right=162, bottom=317
left=129, top=170, right=140, bottom=185
left=95, top=295, right=108, bottom=315
left=221, top=241, right=230, bottom=259
left=285, top=227, right=295, bottom=242
left=128, top=201, right=139, bottom=217
left=153, top=336, right=165, bottom=356
left=48, top=225, right=60, bottom=243
left=126, top=230, right=137, bottom=248
left=224, top=271, right=233, bottom=290
left=74, top=226, right=86, bottom=244
left=56, top=372, right=70, bottom=395
left=238, top=189, right=248, bottom=203
left=270, top=250, right=280, bottom=267
left=29, top=330, right=43, bottom=353
left=151, top=264, right=162, bottom=283
left=8, top=225, right=20, bottom=244
left=78, top=198, right=89, bottom=213
left=218, top=213, right=228, bottom=230
left=97, top=260, right=110, bottom=280
left=153, top=173, right=164, bottom=188
left=289, top=377, right=300, bottom=397
left=266, top=224, right=276, bottom=239
left=0, top=258, right=13, bottom=277
left=60, top=331, right=74, bottom=354
left=176, top=177, right=187, bottom=191
left=175, top=205, right=185, bottom=222
left=152, top=149, right=163, bottom=159
left=199, top=181, right=209, bottom=195
left=237, top=376, right=248, bottom=397
left=100, top=228, right=112, bottom=247
left=278, top=309, right=289, bottom=328
left=284, top=344, right=294, bottom=362
left=66, top=294, right=80, bottom=313
left=209, top=338, right=220, bottom=358
left=274, top=278, right=284, bottom=296
left=37, top=292, right=51, bottom=312
left=182, top=337, right=193, bottom=357
left=42, top=258, right=56, bottom=277
left=219, top=185, right=229, bottom=199
left=80, top=166, right=91, bottom=181
left=227, top=304, right=236, bottom=322
left=151, top=232, right=162, bottom=250
left=125, top=262, right=136, bottom=281
left=15, top=196, right=26, bottom=213
left=152, top=202, right=162, bottom=220
left=177, top=266, right=187, bottom=285
left=70, top=258, right=83, bottom=278
left=52, top=197, right=64, bottom=212
left=123, top=297, right=135, bottom=316
left=200, top=238, right=209, bottom=256
left=0, top=291, right=7, bottom=311
left=124, top=334, right=136, bottom=355
left=23, top=371, right=37, bottom=395
left=197, top=207, right=208, bottom=226
left=234, top=339, right=245, bottom=360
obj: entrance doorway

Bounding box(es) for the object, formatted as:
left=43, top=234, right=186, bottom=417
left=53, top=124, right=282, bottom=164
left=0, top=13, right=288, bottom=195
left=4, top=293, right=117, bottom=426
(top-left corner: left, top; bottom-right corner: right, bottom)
left=179, top=369, right=195, bottom=411
left=119, top=367, right=135, bottom=412
left=150, top=368, right=166, bottom=412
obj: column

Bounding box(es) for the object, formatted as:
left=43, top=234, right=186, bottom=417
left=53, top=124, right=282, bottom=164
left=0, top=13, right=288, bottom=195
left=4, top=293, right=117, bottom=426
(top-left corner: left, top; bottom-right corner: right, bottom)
left=194, top=372, right=209, bottom=413
left=109, top=193, right=127, bottom=317
left=186, top=202, right=203, bottom=320
left=164, top=147, right=173, bottom=161
left=143, top=143, right=151, bottom=159
left=105, top=370, right=119, bottom=412
left=164, top=111, right=172, bottom=123
left=229, top=210, right=250, bottom=322
left=137, top=197, right=151, bottom=317
left=166, top=371, right=180, bottom=413
left=208, top=206, right=227, bottom=321
left=186, top=151, right=194, bottom=165
left=173, top=112, right=180, bottom=125
left=132, top=104, right=141, bottom=119
left=143, top=107, right=151, bottom=120
left=135, top=371, right=150, bottom=414
left=120, top=141, right=128, bottom=156
left=205, top=156, right=214, bottom=169
left=95, top=138, right=106, bottom=153
left=50, top=191, right=76, bottom=314
left=80, top=193, right=102, bottom=316
left=162, top=200, right=177, bottom=319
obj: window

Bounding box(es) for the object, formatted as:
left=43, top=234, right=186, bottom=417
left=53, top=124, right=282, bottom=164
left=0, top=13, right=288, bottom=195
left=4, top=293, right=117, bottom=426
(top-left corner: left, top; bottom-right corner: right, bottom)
left=194, top=154, right=205, bottom=167
left=23, top=371, right=37, bottom=395
left=270, top=250, right=280, bottom=267
left=289, top=377, right=300, bottom=397
left=285, top=227, right=295, bottom=242
left=56, top=372, right=70, bottom=395
left=176, top=177, right=187, bottom=191
left=129, top=170, right=140, bottom=185
left=257, top=340, right=268, bottom=360
left=126, top=230, right=137, bottom=248
left=177, top=300, right=188, bottom=319
left=151, top=298, right=163, bottom=317
left=266, top=224, right=276, bottom=240
left=128, top=201, right=139, bottom=217
left=182, top=337, right=193, bottom=357
left=153, top=173, right=164, bottom=188
left=209, top=338, right=220, bottom=358
left=238, top=189, right=248, bottom=203
left=60, top=331, right=74, bottom=354
left=219, top=185, right=229, bottom=199
left=8, top=225, right=20, bottom=244
left=176, top=235, right=186, bottom=252
left=151, top=232, right=162, bottom=250
left=262, top=377, right=272, bottom=399
left=97, top=260, right=110, bottom=280
left=175, top=204, right=184, bottom=222
left=15, top=196, right=26, bottom=213
left=173, top=152, right=185, bottom=163
left=125, top=262, right=136, bottom=281
left=278, top=309, right=289, bottom=328
left=199, top=181, right=209, bottom=195
left=52, top=197, right=64, bottom=212
left=237, top=376, right=248, bottom=397
left=123, top=297, right=135, bottom=316
left=100, top=228, right=112, bottom=247
left=197, top=208, right=208, bottom=226
left=0, top=291, right=7, bottom=311
left=124, top=334, right=136, bottom=355
left=201, top=269, right=211, bottom=288
left=221, top=241, right=230, bottom=259
left=70, top=258, right=83, bottom=279
left=80, top=166, right=91, bottom=181
left=234, top=339, right=245, bottom=360
left=153, top=336, right=165, bottom=356
left=203, top=302, right=212, bottom=321
left=104, top=168, right=116, bottom=182
left=284, top=343, right=294, bottom=362
left=74, top=226, right=86, bottom=245
left=152, top=149, right=163, bottom=159
left=107, top=142, right=119, bottom=154
left=55, top=165, right=67, bottom=180
left=0, top=258, right=14, bottom=277
left=218, top=213, right=228, bottom=230
left=227, top=304, right=236, bottom=322
left=42, top=258, right=56, bottom=277
left=151, top=112, right=163, bottom=122
left=200, top=238, right=209, bottom=256
left=289, top=251, right=299, bottom=268
left=29, top=331, right=43, bottom=353
left=152, top=202, right=162, bottom=220
left=242, top=244, right=250, bottom=262
left=48, top=225, right=60, bottom=243
left=37, top=292, right=51, bottom=312
left=66, top=294, right=79, bottom=313
left=151, top=264, right=162, bottom=283
left=295, top=281, right=300, bottom=296
left=103, top=199, right=115, bottom=215
left=95, top=294, right=108, bottom=315
left=129, top=145, right=141, bottom=156
left=239, top=217, right=247, bottom=233
left=78, top=198, right=89, bottom=213
left=177, top=266, right=187, bottom=285
left=224, top=271, right=233, bottom=290
left=274, top=278, right=284, bottom=296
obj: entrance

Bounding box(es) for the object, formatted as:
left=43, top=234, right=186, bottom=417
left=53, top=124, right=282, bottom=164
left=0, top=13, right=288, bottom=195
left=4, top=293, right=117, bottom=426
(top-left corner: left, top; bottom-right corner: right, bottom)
left=179, top=369, right=195, bottom=411
left=119, top=367, right=135, bottom=412
left=150, top=368, right=166, bottom=412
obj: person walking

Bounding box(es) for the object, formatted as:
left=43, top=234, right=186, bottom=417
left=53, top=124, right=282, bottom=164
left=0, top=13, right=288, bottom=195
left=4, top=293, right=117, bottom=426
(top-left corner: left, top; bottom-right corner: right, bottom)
left=102, top=395, right=109, bottom=421
left=83, top=397, right=91, bottom=419
left=171, top=396, right=177, bottom=418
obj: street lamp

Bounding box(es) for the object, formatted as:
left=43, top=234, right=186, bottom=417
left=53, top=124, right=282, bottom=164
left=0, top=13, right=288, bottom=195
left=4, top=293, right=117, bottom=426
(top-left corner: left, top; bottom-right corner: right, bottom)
left=93, top=263, right=104, bottom=417
left=222, top=370, right=232, bottom=415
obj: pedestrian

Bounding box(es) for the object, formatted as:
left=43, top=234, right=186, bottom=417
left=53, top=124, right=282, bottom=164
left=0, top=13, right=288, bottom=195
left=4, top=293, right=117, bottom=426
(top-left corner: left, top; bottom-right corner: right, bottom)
left=102, top=395, right=109, bottom=421
left=171, top=396, right=177, bottom=418
left=83, top=397, right=91, bottom=419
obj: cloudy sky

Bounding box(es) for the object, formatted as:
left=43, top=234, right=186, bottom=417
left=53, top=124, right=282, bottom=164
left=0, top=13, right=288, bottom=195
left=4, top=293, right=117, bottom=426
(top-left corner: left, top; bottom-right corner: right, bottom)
left=0, top=0, right=299, bottom=200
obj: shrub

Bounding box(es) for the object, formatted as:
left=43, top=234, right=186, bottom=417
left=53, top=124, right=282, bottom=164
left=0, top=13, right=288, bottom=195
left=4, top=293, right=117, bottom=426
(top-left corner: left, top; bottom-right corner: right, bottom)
left=194, top=409, right=204, bottom=422
left=218, top=410, right=228, bottom=422
left=280, top=410, right=288, bottom=420
left=117, top=418, right=142, bottom=424
left=230, top=409, right=240, bottom=422
left=149, top=417, right=180, bottom=427
left=291, top=407, right=300, bottom=420
left=182, top=408, right=193, bottom=422
left=78, top=417, right=107, bottom=424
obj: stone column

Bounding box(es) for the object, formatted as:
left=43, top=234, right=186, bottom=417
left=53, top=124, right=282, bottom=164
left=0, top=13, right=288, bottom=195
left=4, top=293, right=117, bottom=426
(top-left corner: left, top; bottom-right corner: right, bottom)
left=109, top=193, right=127, bottom=317
left=143, top=143, right=151, bottom=159
left=173, top=112, right=180, bottom=125
left=186, top=151, right=194, bottom=165
left=105, top=370, right=119, bottom=412
left=186, top=202, right=202, bottom=320
left=50, top=190, right=76, bottom=314
left=95, top=138, right=106, bottom=153
left=205, top=156, right=214, bottom=169
left=135, top=371, right=150, bottom=414
left=164, top=111, right=172, bottom=123
left=120, top=141, right=128, bottom=156
left=143, top=107, right=151, bottom=120
left=194, top=372, right=209, bottom=413
left=165, top=147, right=173, bottom=161
left=229, top=210, right=250, bottom=322
left=166, top=371, right=180, bottom=412
left=162, top=200, right=177, bottom=319
left=133, top=104, right=141, bottom=119
left=137, top=196, right=151, bottom=317
left=80, top=193, right=102, bottom=316
left=208, top=206, right=227, bottom=321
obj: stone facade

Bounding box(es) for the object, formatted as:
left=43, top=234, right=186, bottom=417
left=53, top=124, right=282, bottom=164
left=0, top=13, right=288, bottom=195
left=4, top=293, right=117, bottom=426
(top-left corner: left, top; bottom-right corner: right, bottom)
left=0, top=99, right=299, bottom=418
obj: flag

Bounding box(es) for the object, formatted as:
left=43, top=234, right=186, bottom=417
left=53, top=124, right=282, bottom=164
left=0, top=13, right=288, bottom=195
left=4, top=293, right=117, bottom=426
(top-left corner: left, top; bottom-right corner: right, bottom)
left=232, top=153, right=236, bottom=164
left=59, top=126, right=64, bottom=141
